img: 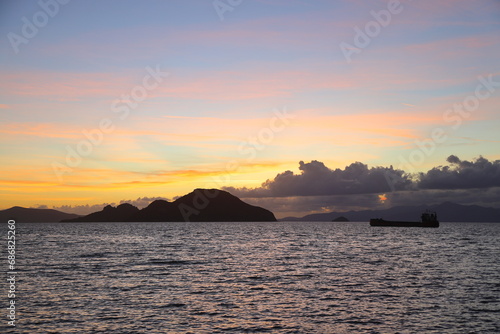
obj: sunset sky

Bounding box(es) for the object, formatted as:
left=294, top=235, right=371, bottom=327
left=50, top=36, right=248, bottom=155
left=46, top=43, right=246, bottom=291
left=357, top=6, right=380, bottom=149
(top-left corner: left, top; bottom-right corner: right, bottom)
left=1, top=0, right=499, bottom=218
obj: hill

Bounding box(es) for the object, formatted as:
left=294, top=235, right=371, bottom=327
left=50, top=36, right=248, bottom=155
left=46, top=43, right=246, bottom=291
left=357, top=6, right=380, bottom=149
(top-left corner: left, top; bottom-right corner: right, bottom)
left=62, top=189, right=277, bottom=222
left=0, top=206, right=81, bottom=223
left=62, top=203, right=140, bottom=222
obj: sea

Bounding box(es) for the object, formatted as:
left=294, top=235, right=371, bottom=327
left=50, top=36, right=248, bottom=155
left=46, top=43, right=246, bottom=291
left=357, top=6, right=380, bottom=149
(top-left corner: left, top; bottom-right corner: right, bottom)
left=1, top=221, right=499, bottom=333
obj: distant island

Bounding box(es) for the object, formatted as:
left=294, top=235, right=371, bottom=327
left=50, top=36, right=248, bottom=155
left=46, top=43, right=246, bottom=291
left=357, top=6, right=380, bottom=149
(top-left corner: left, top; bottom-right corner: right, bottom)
left=61, top=189, right=276, bottom=222
left=0, top=207, right=81, bottom=223
left=332, top=216, right=349, bottom=222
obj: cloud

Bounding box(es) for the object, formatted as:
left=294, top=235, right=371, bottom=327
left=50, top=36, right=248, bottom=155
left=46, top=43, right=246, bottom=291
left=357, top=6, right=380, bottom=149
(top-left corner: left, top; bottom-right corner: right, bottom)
left=118, top=196, right=169, bottom=208
left=224, top=155, right=500, bottom=218
left=0, top=122, right=83, bottom=139
left=418, top=155, right=500, bottom=189
left=0, top=70, right=137, bottom=100
left=224, top=160, right=412, bottom=197
left=226, top=155, right=500, bottom=200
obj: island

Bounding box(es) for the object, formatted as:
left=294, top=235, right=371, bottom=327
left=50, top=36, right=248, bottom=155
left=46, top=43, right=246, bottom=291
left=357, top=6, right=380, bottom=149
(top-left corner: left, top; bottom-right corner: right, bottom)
left=332, top=216, right=349, bottom=222
left=0, top=207, right=81, bottom=223
left=61, top=189, right=277, bottom=222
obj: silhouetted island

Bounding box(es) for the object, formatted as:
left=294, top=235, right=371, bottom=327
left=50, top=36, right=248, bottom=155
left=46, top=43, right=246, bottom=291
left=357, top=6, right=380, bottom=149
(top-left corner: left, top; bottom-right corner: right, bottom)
left=332, top=216, right=349, bottom=222
left=67, top=203, right=140, bottom=222
left=61, top=189, right=277, bottom=222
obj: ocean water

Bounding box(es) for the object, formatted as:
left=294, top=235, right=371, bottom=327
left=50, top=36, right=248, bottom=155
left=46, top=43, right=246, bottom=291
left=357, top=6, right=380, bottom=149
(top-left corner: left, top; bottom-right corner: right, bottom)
left=2, top=221, right=499, bottom=333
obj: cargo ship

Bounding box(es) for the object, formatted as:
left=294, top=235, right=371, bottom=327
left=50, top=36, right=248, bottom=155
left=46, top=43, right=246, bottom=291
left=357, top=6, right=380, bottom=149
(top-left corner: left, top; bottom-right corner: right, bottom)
left=370, top=211, right=439, bottom=228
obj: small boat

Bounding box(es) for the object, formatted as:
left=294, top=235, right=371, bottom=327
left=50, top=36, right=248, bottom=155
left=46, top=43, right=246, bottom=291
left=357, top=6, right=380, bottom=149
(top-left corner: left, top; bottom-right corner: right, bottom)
left=370, top=211, right=439, bottom=228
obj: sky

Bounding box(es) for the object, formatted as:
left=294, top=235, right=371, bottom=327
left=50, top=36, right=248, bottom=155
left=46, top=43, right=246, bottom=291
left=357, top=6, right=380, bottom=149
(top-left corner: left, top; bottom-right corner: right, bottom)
left=1, top=0, right=499, bottom=218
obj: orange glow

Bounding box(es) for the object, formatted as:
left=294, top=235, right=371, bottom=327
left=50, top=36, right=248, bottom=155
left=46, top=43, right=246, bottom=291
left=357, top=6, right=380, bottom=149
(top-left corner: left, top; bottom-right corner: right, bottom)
left=378, top=194, right=387, bottom=203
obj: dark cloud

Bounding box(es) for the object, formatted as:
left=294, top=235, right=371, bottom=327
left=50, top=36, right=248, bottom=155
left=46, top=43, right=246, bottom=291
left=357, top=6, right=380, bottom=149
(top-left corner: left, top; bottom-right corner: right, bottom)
left=224, top=156, right=500, bottom=218
left=226, top=156, right=500, bottom=199
left=224, top=160, right=412, bottom=198
left=418, top=155, right=500, bottom=189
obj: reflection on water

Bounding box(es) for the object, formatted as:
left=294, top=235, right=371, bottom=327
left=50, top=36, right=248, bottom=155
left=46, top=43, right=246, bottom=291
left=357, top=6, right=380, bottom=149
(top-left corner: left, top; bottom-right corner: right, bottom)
left=2, top=222, right=499, bottom=333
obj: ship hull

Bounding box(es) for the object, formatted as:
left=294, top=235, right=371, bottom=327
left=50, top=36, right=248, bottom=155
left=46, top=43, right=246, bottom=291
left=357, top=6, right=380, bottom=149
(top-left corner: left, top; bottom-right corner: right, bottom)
left=370, top=218, right=439, bottom=228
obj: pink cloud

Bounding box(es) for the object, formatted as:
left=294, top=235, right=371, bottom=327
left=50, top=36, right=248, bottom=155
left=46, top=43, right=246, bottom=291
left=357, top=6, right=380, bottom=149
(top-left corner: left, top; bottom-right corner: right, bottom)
left=403, top=33, right=500, bottom=59
left=0, top=70, right=142, bottom=100
left=0, top=66, right=356, bottom=102
left=0, top=122, right=82, bottom=139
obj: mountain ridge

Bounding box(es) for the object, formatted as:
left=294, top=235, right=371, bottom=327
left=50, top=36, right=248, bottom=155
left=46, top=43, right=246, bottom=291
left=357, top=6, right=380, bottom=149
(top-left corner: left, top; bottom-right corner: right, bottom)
left=62, top=189, right=277, bottom=222
left=0, top=207, right=81, bottom=223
